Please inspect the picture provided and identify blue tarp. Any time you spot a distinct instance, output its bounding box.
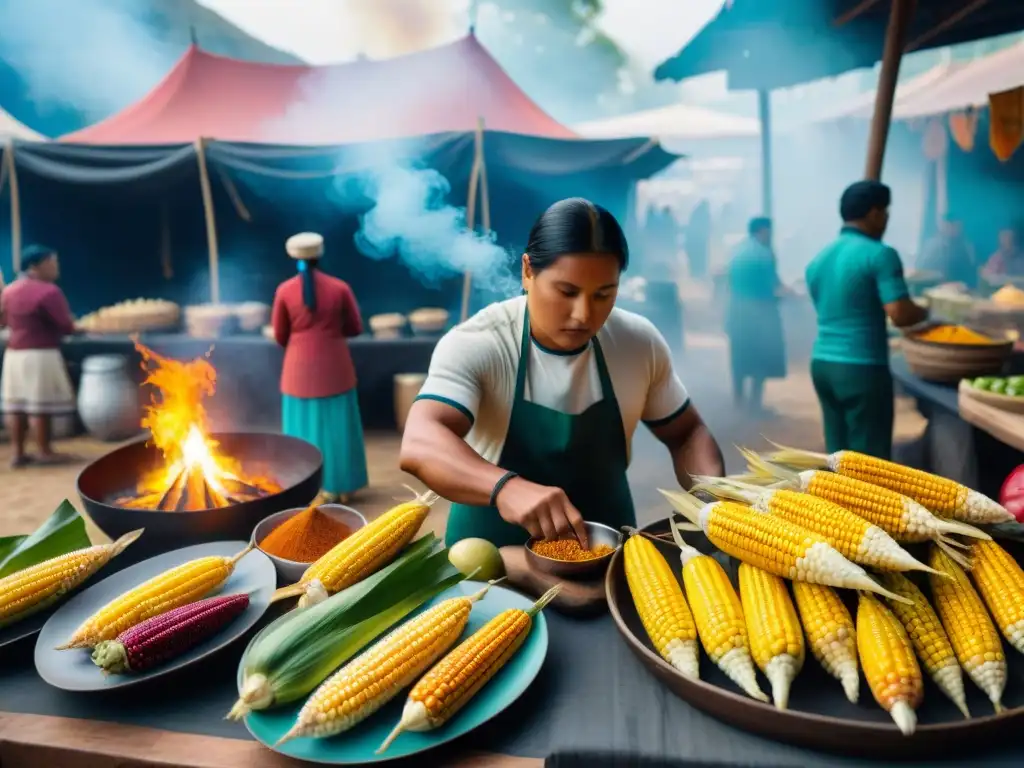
[0,132,676,318]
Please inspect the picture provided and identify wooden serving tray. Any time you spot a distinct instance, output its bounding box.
[958,379,1024,414]
[499,546,607,616]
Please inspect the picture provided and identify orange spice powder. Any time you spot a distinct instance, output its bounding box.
[530,538,614,562]
[260,505,351,562]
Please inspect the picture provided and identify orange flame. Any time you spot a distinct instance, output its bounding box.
[120,340,280,511]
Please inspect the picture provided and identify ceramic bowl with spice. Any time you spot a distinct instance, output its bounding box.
[525,520,622,581]
[252,503,367,583]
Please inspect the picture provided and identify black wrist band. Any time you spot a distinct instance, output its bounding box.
[489,471,518,507]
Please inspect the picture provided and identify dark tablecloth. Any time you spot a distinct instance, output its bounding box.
[0,333,438,430]
[890,354,1024,499]
[2,608,1022,768]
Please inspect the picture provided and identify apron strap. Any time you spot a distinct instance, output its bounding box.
[591,337,615,398]
[514,305,532,401]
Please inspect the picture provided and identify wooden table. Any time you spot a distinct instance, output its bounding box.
[0,713,539,768]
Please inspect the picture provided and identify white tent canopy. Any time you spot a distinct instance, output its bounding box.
[894,42,1024,119]
[575,102,759,147]
[0,107,45,141]
[810,62,966,123]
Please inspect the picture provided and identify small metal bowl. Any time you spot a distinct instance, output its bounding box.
[251,504,367,584]
[525,521,623,581]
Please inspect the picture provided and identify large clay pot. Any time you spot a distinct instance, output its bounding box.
[78,355,142,442]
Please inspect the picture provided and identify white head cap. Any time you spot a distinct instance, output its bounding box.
[285,232,324,260]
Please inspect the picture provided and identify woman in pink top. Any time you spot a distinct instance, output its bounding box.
[0,245,77,468]
[272,232,368,502]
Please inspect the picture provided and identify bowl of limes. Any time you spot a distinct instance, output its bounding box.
[959,375,1024,414]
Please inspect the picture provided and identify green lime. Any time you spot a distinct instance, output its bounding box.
[973,377,998,390]
[990,379,1009,394]
[1009,376,1024,389]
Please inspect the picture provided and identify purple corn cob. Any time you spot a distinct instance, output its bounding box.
[91,593,249,674]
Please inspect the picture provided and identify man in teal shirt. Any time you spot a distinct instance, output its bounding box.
[805,181,928,459]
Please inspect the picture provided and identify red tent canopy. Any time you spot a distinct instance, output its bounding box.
[61,34,576,145]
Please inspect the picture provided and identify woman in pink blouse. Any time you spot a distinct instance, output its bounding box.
[271,232,368,502]
[0,245,77,468]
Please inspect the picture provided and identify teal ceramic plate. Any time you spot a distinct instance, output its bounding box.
[242,581,549,764]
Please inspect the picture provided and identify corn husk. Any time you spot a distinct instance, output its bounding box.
[228,534,464,719]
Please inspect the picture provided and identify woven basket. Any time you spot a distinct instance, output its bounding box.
[901,331,1013,383]
[408,307,449,335]
[369,313,407,339]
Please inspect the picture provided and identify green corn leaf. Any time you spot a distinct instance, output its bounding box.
[267,551,466,706]
[242,533,438,675]
[0,500,92,579]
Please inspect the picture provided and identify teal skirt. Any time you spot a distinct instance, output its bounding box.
[282,390,368,495]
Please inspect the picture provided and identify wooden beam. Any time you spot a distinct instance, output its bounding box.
[864,0,917,180]
[833,0,885,27]
[757,89,773,218]
[0,712,542,768]
[906,0,991,52]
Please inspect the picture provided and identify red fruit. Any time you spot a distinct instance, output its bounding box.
[91,593,249,674]
[1000,465,1024,523]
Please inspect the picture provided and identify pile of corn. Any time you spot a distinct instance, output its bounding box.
[636,446,1024,736]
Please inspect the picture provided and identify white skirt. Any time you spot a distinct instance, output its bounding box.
[0,348,76,416]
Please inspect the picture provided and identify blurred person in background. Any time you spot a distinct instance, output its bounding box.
[805,181,928,460]
[918,213,979,289]
[272,232,368,503]
[981,222,1024,281]
[0,245,77,468]
[400,198,724,548]
[725,217,787,417]
[685,199,711,281]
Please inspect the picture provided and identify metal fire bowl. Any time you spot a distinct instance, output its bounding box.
[76,432,323,558]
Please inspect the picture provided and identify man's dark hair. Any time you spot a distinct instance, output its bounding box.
[839,181,891,222]
[748,217,772,236]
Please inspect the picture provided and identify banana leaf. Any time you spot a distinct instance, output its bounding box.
[0,500,92,579]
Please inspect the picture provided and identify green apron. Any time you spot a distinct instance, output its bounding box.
[445,309,636,547]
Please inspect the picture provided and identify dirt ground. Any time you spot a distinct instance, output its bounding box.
[0,331,926,541]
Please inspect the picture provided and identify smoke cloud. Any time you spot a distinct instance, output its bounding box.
[0,0,176,120]
[340,158,519,297]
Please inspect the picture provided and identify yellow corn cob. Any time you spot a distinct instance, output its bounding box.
[856,593,923,736]
[738,449,990,562]
[276,582,492,745]
[737,564,804,709]
[672,525,766,702]
[0,530,143,629]
[56,544,252,650]
[623,532,699,679]
[762,442,1013,525]
[791,582,859,703]
[377,585,561,755]
[969,540,1024,656]
[691,477,936,575]
[877,572,969,717]
[282,490,436,607]
[929,546,1006,712]
[660,490,909,603]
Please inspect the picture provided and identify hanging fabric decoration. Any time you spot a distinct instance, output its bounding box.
[948,109,978,153]
[922,118,948,161]
[989,86,1024,162]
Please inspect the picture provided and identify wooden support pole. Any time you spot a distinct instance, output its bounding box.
[194,137,220,304]
[6,140,23,276]
[864,0,916,180]
[460,118,489,323]
[757,89,773,218]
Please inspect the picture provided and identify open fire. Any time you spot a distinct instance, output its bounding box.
[115,341,281,511]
